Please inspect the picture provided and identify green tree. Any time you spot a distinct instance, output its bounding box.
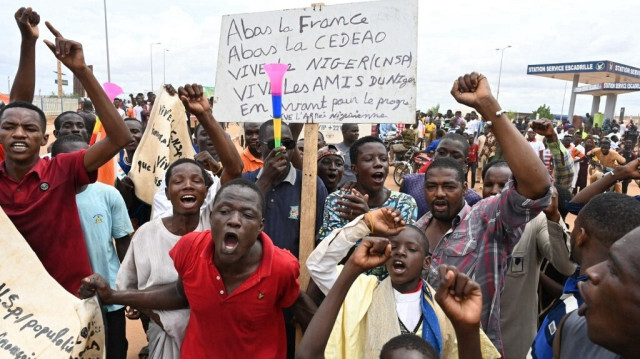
[532,104,554,120]
[427,104,440,116]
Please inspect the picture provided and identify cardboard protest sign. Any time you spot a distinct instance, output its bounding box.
[129,87,196,204]
[0,208,105,359]
[214,0,418,123]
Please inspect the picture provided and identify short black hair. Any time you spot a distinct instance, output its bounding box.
[81,99,94,112]
[213,178,265,217]
[425,157,466,184]
[78,112,96,137]
[350,135,384,165]
[341,123,358,132]
[394,225,431,256]
[577,193,640,248]
[482,160,509,180]
[164,158,214,190]
[258,119,291,141]
[435,129,445,138]
[380,334,437,359]
[440,133,470,156]
[0,101,47,132]
[243,121,261,130]
[54,111,84,131]
[51,134,88,157]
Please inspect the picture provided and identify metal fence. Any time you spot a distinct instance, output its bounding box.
[32,97,78,116]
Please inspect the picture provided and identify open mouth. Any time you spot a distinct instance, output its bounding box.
[433,200,448,212]
[222,233,239,253]
[326,172,338,181]
[10,142,28,152]
[371,172,385,183]
[180,194,197,205]
[391,260,407,274]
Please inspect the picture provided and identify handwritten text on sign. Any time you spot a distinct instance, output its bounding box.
[0,207,105,359]
[214,0,417,123]
[129,87,196,205]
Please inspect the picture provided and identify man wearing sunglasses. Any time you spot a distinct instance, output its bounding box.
[242,119,328,358]
[243,119,328,258]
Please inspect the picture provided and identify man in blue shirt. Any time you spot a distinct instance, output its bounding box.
[52,135,134,359]
[378,123,398,140]
[242,120,328,258]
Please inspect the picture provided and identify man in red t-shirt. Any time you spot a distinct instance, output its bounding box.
[0,8,131,295]
[79,179,313,359]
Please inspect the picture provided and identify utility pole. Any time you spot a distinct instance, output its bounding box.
[496,45,512,101]
[163,49,169,85]
[150,42,161,92]
[57,60,63,98]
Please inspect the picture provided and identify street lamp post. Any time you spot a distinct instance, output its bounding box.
[150,42,161,92]
[496,45,512,101]
[163,49,169,85]
[103,0,111,82]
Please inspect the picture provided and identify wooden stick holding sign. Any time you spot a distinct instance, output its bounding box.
[299,124,319,290]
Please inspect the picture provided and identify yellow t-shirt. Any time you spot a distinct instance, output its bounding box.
[425,123,436,134]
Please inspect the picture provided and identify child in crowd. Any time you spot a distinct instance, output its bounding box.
[305,207,499,358]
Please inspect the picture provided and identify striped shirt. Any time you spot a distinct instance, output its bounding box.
[416,181,551,354]
[548,139,575,188]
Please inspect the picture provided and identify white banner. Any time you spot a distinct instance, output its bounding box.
[0,208,105,359]
[214,0,418,124]
[129,87,197,204]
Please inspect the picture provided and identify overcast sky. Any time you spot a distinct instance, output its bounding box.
[1,0,639,118]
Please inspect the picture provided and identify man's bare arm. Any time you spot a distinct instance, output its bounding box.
[451,73,550,199]
[43,22,130,173]
[10,7,40,103]
[79,273,188,310]
[177,84,243,184]
[571,158,640,205]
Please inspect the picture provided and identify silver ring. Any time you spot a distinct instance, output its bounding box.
[350,210,353,215]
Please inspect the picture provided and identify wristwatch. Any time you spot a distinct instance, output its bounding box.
[603,170,617,181]
[495,109,507,118]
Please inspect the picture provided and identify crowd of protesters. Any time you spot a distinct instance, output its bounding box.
[3,6,640,359]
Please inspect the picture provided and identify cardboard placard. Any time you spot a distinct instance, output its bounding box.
[214,0,418,123]
[0,208,105,359]
[129,87,197,204]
